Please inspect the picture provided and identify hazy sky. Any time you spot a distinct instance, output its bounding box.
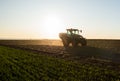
[0,0,120,39]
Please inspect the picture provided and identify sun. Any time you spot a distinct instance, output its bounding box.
[41,14,65,39]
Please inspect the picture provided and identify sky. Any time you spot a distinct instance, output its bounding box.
[0,0,120,39]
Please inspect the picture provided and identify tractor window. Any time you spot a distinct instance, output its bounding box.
[72,31,75,34]
[73,31,79,34]
[75,31,79,34]
[67,29,79,35]
[67,31,71,34]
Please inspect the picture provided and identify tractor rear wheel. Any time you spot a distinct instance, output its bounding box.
[72,41,78,47]
[62,38,69,47]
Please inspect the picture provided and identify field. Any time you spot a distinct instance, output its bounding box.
[0,39,120,80]
[0,39,119,62]
[0,45,120,81]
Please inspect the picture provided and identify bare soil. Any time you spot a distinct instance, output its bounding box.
[0,39,119,64]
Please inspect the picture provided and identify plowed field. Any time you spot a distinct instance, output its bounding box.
[0,39,120,63]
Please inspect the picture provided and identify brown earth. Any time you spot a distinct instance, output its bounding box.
[0,39,119,64]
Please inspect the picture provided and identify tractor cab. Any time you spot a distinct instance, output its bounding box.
[66,28,81,35]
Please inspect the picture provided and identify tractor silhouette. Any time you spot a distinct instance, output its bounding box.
[59,28,87,47]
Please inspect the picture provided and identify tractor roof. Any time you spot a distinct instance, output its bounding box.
[66,28,79,31]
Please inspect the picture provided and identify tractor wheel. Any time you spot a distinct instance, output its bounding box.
[72,41,78,47]
[62,38,69,47]
[81,38,87,46]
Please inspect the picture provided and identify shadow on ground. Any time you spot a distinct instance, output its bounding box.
[65,46,120,63]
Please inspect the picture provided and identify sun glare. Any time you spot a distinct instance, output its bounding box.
[41,14,65,39]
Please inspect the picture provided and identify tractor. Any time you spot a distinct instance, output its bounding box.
[59,28,87,47]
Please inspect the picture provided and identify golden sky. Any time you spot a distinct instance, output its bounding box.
[0,0,120,39]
